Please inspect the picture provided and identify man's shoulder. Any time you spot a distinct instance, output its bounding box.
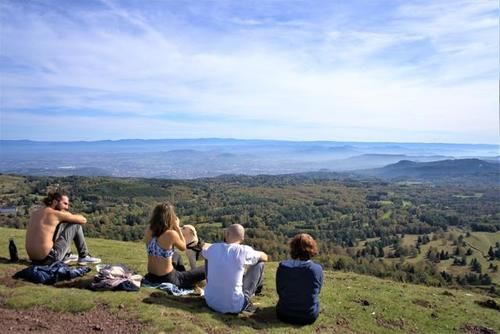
[209,242,225,249]
[30,206,54,220]
[45,207,66,219]
[28,207,59,228]
[32,205,49,213]
[240,244,257,253]
[203,242,224,255]
[228,243,256,254]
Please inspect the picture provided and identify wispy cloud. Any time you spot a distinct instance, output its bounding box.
[0,0,497,143]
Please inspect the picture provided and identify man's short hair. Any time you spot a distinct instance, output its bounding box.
[43,192,64,206]
[290,233,318,260]
[225,224,245,242]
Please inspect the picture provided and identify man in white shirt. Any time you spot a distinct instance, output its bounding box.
[202,224,268,313]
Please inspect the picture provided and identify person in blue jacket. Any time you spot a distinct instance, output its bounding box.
[276,233,323,325]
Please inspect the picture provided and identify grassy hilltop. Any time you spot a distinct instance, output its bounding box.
[0,227,499,334]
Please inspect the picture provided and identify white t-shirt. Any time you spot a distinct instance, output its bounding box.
[202,243,261,313]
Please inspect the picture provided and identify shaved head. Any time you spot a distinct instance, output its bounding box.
[225,224,245,243]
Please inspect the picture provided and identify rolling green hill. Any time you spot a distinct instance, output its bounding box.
[0,227,498,333]
[357,159,500,185]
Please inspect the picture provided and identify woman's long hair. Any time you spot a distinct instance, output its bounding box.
[149,202,177,237]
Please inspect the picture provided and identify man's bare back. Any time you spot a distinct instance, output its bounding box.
[26,196,86,261]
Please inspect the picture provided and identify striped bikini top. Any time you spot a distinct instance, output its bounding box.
[147,237,174,259]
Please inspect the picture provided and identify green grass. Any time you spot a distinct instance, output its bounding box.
[465,232,500,284]
[400,234,418,247]
[382,210,392,220]
[0,175,33,202]
[402,200,412,208]
[0,227,499,333]
[398,232,500,284]
[466,232,500,255]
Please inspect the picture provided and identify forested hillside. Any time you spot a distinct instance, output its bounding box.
[356,158,499,184]
[1,173,499,292]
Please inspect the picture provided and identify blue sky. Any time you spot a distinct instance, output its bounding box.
[0,0,498,143]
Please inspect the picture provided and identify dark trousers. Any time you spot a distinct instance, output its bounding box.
[145,265,206,289]
[171,251,186,272]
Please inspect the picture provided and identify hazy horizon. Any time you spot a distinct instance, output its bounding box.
[1,137,499,146]
[1,138,497,179]
[0,1,498,144]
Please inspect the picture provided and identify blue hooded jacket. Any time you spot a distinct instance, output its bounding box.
[13,261,91,284]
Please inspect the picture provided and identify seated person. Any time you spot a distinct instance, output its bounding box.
[25,192,101,265]
[276,233,323,325]
[144,202,205,289]
[202,224,268,314]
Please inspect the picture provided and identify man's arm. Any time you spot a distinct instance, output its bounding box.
[245,246,268,264]
[53,210,87,224]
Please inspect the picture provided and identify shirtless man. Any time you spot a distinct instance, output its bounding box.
[26,192,101,265]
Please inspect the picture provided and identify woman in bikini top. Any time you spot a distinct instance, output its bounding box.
[143,202,206,289]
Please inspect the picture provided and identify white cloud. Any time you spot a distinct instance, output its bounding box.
[0,0,497,143]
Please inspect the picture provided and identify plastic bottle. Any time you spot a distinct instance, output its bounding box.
[9,238,19,262]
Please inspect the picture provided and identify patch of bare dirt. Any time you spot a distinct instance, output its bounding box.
[441,290,454,297]
[335,316,349,326]
[412,299,434,308]
[0,304,148,333]
[375,316,405,330]
[310,316,361,334]
[353,298,371,306]
[460,323,497,334]
[314,324,360,334]
[0,268,29,289]
[475,299,500,312]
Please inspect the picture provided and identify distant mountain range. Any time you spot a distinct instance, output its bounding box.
[0,139,498,180]
[355,158,499,184]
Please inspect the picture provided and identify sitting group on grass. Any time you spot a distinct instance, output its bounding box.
[25,193,323,325]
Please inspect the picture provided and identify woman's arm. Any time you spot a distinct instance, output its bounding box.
[170,217,187,251]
